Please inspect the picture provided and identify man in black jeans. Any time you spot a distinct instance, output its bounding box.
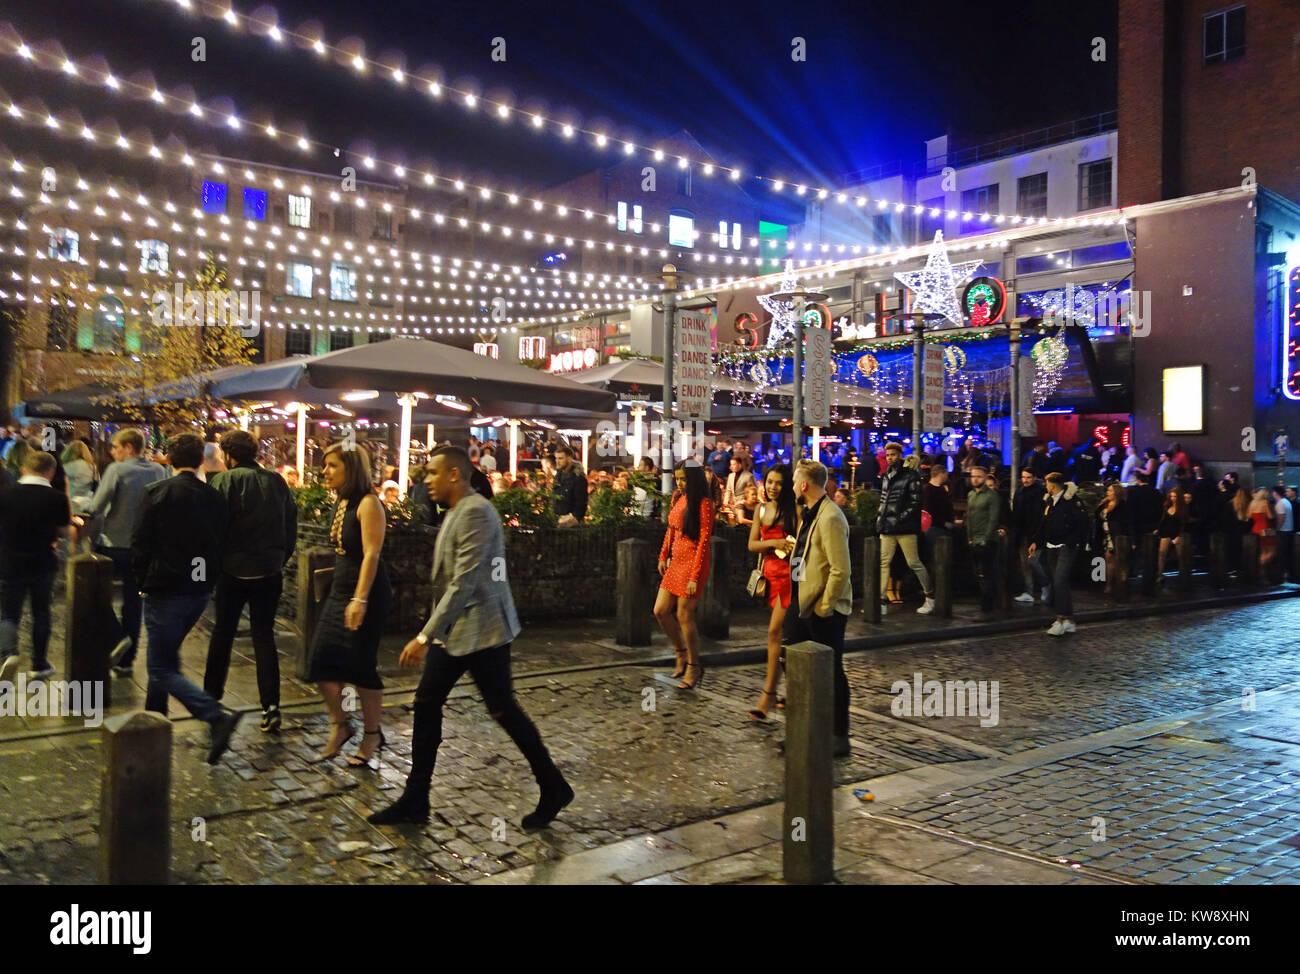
[204,430,298,733]
[133,433,241,763]
[964,466,1005,614]
[369,446,572,830]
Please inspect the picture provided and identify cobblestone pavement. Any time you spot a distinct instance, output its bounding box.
[2,599,1299,883]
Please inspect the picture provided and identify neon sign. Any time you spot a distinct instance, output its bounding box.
[549,347,599,373]
[1285,265,1300,400]
[519,335,547,360]
[473,342,499,359]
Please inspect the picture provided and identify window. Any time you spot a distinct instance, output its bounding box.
[1204,6,1245,64]
[1017,173,1048,217]
[717,221,742,249]
[616,202,643,234]
[201,181,228,215]
[288,194,312,228]
[285,328,312,356]
[329,329,354,351]
[668,211,695,248]
[872,213,893,246]
[45,299,77,351]
[243,188,268,221]
[286,261,314,297]
[676,167,692,197]
[139,240,169,274]
[617,201,628,232]
[368,330,393,343]
[919,198,944,241]
[961,184,999,215]
[329,262,357,301]
[1070,241,1132,267]
[1078,158,1113,211]
[92,297,126,353]
[372,211,393,240]
[335,206,355,235]
[48,228,79,262]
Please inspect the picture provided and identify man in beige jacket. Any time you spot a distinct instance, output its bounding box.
[785,459,854,757]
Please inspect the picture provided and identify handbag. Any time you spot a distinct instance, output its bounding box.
[921,509,933,532]
[746,551,769,600]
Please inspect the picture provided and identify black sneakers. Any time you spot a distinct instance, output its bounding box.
[259,707,281,733]
[368,795,431,826]
[207,710,243,764]
[521,776,575,832]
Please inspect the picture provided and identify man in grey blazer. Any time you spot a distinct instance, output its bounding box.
[369,446,573,830]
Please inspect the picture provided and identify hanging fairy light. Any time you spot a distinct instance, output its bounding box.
[1031,336,1069,408]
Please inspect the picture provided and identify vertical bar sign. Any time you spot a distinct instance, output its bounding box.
[804,327,832,428]
[676,309,713,421]
[923,343,945,433]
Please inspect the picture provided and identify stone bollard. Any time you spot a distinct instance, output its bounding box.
[1112,535,1131,601]
[100,710,172,884]
[1139,534,1158,596]
[933,534,953,618]
[1209,532,1228,589]
[615,538,654,646]
[995,533,1011,611]
[1241,533,1260,585]
[65,553,115,707]
[295,547,335,680]
[863,536,881,623]
[1265,537,1284,586]
[697,535,730,640]
[1176,535,1193,589]
[783,640,834,885]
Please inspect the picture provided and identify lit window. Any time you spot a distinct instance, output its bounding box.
[243,187,268,221]
[201,181,228,214]
[617,201,628,232]
[631,204,643,234]
[139,240,169,273]
[48,228,79,261]
[330,262,357,301]
[668,212,694,249]
[287,261,314,297]
[718,220,729,248]
[288,194,312,228]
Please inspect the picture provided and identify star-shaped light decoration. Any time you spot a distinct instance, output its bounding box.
[757,260,802,348]
[893,231,982,326]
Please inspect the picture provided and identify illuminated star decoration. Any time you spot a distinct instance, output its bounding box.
[757,260,803,348]
[893,231,982,326]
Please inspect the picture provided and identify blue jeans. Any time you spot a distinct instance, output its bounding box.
[95,544,142,665]
[143,591,223,722]
[0,569,56,667]
[1043,545,1076,618]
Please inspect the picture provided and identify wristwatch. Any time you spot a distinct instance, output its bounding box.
[416,632,428,645]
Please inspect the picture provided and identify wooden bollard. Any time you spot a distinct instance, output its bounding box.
[100,711,172,884]
[863,536,881,623]
[933,534,953,618]
[1177,535,1193,589]
[697,535,730,640]
[783,640,834,885]
[65,554,115,707]
[1265,536,1284,586]
[995,533,1011,611]
[615,538,654,647]
[1209,532,1228,589]
[1112,535,1131,601]
[1241,533,1260,585]
[1139,534,1158,596]
[295,547,335,680]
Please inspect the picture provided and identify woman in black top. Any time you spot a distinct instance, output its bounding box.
[1096,483,1129,596]
[309,441,392,767]
[1154,486,1188,584]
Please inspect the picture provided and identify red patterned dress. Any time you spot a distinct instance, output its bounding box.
[659,495,715,598]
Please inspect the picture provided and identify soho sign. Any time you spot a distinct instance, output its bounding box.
[549,347,599,373]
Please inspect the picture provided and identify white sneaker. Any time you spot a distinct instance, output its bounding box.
[1046,621,1065,636]
[1040,588,1053,604]
[1014,592,1035,603]
[1061,620,1077,634]
[917,598,936,615]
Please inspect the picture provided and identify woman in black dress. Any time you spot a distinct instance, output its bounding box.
[1154,485,1187,584]
[310,441,392,767]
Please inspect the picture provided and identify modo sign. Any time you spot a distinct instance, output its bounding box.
[549,347,599,373]
[676,310,712,421]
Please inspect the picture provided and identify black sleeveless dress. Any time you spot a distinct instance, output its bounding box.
[307,495,391,689]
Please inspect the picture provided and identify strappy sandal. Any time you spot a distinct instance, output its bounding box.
[315,720,354,762]
[748,689,778,721]
[677,662,705,690]
[347,726,386,768]
[670,651,688,680]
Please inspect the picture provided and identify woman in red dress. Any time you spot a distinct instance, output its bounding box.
[655,461,714,689]
[746,464,797,719]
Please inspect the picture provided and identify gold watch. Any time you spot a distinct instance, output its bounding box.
[416,633,428,645]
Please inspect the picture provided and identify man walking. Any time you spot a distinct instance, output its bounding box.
[707,439,732,480]
[786,460,853,757]
[369,446,573,829]
[1273,485,1294,582]
[85,428,167,675]
[1030,472,1090,637]
[204,430,298,733]
[965,465,1005,614]
[551,444,588,524]
[133,433,241,763]
[1012,468,1051,603]
[877,442,934,614]
[0,451,72,680]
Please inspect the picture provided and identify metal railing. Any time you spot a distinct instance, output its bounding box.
[914,111,1118,177]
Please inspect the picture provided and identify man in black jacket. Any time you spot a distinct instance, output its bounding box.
[1012,468,1050,604]
[552,444,588,522]
[876,442,934,615]
[204,430,298,733]
[1069,438,1103,484]
[133,433,241,764]
[1030,472,1090,637]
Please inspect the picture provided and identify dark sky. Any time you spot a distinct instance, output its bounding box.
[1,0,1117,218]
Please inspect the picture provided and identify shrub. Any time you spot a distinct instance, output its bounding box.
[491,486,557,530]
[587,486,645,526]
[291,481,335,526]
[855,489,881,534]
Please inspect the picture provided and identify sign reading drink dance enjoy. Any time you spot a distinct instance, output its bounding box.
[676,310,713,421]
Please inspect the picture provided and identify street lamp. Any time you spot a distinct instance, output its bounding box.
[660,263,681,497]
[765,283,828,456]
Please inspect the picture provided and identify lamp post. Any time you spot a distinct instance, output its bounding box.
[765,283,828,458]
[396,393,416,496]
[660,263,681,496]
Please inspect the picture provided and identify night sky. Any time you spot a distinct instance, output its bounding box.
[1,0,1117,219]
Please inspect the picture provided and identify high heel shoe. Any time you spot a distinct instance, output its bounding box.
[348,727,386,768]
[677,662,705,690]
[748,689,778,721]
[670,651,688,680]
[315,719,354,762]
